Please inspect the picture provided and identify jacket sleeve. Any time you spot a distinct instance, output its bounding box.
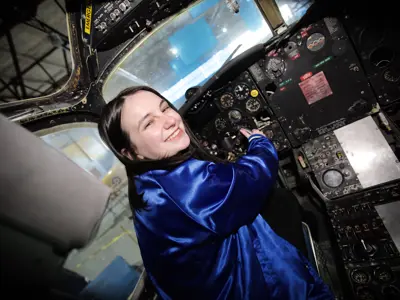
[163,135,279,236]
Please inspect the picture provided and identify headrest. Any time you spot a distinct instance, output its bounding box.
[0,114,111,251]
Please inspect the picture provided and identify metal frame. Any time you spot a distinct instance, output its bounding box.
[0,0,71,102]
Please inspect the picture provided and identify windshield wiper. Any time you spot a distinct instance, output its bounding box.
[224,44,242,66]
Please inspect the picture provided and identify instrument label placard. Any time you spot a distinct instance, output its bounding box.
[299,71,333,104]
[84,1,92,34]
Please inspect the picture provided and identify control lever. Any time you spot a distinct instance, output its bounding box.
[361,239,368,252]
[221,136,235,151]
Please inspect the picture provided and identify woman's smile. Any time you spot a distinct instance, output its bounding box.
[166,128,184,142]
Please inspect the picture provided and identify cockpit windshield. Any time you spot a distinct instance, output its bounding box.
[102,0,273,108]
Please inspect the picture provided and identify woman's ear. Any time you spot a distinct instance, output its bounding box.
[121,148,134,161]
[121,148,145,160]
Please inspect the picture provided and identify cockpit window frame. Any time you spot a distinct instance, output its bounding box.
[99,0,275,107]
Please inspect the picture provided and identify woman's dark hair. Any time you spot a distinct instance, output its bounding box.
[98,86,223,210]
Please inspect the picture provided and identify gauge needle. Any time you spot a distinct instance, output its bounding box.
[361,239,367,251]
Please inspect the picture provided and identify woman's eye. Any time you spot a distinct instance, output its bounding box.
[145,121,153,129]
[162,106,170,112]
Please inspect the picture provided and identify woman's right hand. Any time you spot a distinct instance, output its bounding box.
[239,128,266,139]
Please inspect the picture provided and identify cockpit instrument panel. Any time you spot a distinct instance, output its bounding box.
[250,17,376,147]
[185,71,290,161]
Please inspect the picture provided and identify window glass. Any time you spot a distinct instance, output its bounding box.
[274,0,313,26]
[0,0,72,102]
[41,126,118,180]
[40,125,142,280]
[102,0,273,108]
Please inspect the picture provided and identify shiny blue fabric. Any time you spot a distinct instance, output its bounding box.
[134,136,334,299]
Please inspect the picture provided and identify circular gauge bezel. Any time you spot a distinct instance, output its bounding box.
[228,109,242,123]
[245,98,261,113]
[306,32,326,52]
[214,117,227,131]
[383,68,400,83]
[233,83,250,101]
[265,57,286,80]
[185,86,200,100]
[220,93,235,109]
[322,169,344,188]
[350,269,371,284]
[374,266,395,283]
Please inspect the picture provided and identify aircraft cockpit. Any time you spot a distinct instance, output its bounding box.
[1,0,400,299]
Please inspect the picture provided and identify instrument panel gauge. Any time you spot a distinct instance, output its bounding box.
[246,98,261,113]
[383,68,400,83]
[234,84,250,101]
[323,169,344,188]
[306,33,326,52]
[185,86,200,100]
[351,269,371,284]
[220,93,234,109]
[374,266,395,283]
[214,117,227,131]
[228,110,242,122]
[265,57,286,80]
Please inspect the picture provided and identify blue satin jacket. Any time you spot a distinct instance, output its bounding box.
[134,135,333,299]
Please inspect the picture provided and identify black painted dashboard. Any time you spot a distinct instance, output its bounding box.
[182,15,400,299]
[183,17,378,163]
[185,70,290,161]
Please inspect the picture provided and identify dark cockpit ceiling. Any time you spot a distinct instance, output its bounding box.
[2,0,400,299]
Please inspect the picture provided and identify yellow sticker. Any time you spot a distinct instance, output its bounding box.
[84,1,92,35]
[250,89,259,97]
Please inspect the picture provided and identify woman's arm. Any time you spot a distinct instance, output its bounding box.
[163,131,279,236]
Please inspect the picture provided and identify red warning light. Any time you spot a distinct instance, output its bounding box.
[300,72,313,81]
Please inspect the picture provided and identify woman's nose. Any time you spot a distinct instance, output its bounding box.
[163,115,176,129]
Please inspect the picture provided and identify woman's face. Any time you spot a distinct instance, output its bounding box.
[120,90,190,160]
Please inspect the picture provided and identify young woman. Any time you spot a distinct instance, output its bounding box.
[98,86,333,299]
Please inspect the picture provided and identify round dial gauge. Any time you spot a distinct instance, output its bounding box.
[351,269,370,284]
[383,69,400,83]
[323,169,344,188]
[214,117,227,131]
[234,84,250,101]
[228,110,242,122]
[246,98,261,113]
[220,93,234,108]
[265,57,286,80]
[374,266,395,283]
[307,33,326,52]
[185,86,200,100]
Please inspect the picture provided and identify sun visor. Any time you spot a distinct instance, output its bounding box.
[0,114,111,251]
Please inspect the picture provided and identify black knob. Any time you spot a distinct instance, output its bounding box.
[221,137,235,151]
[352,240,378,260]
